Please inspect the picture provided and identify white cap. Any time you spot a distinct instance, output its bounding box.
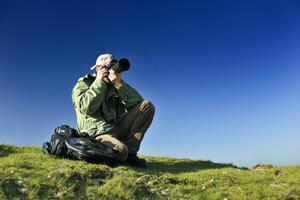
[90,53,114,70]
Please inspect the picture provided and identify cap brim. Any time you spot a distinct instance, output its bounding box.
[90,65,97,70]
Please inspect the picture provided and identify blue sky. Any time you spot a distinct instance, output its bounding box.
[0,0,299,167]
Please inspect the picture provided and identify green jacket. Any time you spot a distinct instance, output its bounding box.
[72,74,144,137]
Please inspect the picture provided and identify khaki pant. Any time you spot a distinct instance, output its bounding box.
[95,100,155,162]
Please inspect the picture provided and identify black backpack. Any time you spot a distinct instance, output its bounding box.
[42,124,118,164]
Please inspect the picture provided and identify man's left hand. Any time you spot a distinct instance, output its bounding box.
[108,69,123,88]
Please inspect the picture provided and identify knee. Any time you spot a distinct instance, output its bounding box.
[140,100,155,114]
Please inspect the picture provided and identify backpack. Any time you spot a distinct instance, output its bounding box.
[42,124,118,164]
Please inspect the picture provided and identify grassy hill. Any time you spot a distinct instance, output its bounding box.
[0,144,299,200]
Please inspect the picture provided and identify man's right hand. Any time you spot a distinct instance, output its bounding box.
[96,65,109,82]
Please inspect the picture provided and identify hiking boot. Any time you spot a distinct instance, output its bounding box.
[125,154,146,167]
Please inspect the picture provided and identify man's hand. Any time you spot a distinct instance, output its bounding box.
[108,69,123,88]
[96,65,109,82]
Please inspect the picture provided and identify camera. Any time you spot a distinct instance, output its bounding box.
[108,58,130,73]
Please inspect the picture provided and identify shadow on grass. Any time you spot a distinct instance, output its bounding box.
[0,144,18,158]
[130,158,248,174]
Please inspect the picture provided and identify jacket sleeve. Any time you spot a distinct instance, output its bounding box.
[72,79,107,115]
[116,81,144,110]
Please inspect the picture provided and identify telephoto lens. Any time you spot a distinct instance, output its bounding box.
[110,58,130,73]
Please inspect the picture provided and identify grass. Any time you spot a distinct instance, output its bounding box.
[0,144,299,199]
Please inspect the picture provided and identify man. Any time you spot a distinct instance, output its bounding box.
[72,53,155,167]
